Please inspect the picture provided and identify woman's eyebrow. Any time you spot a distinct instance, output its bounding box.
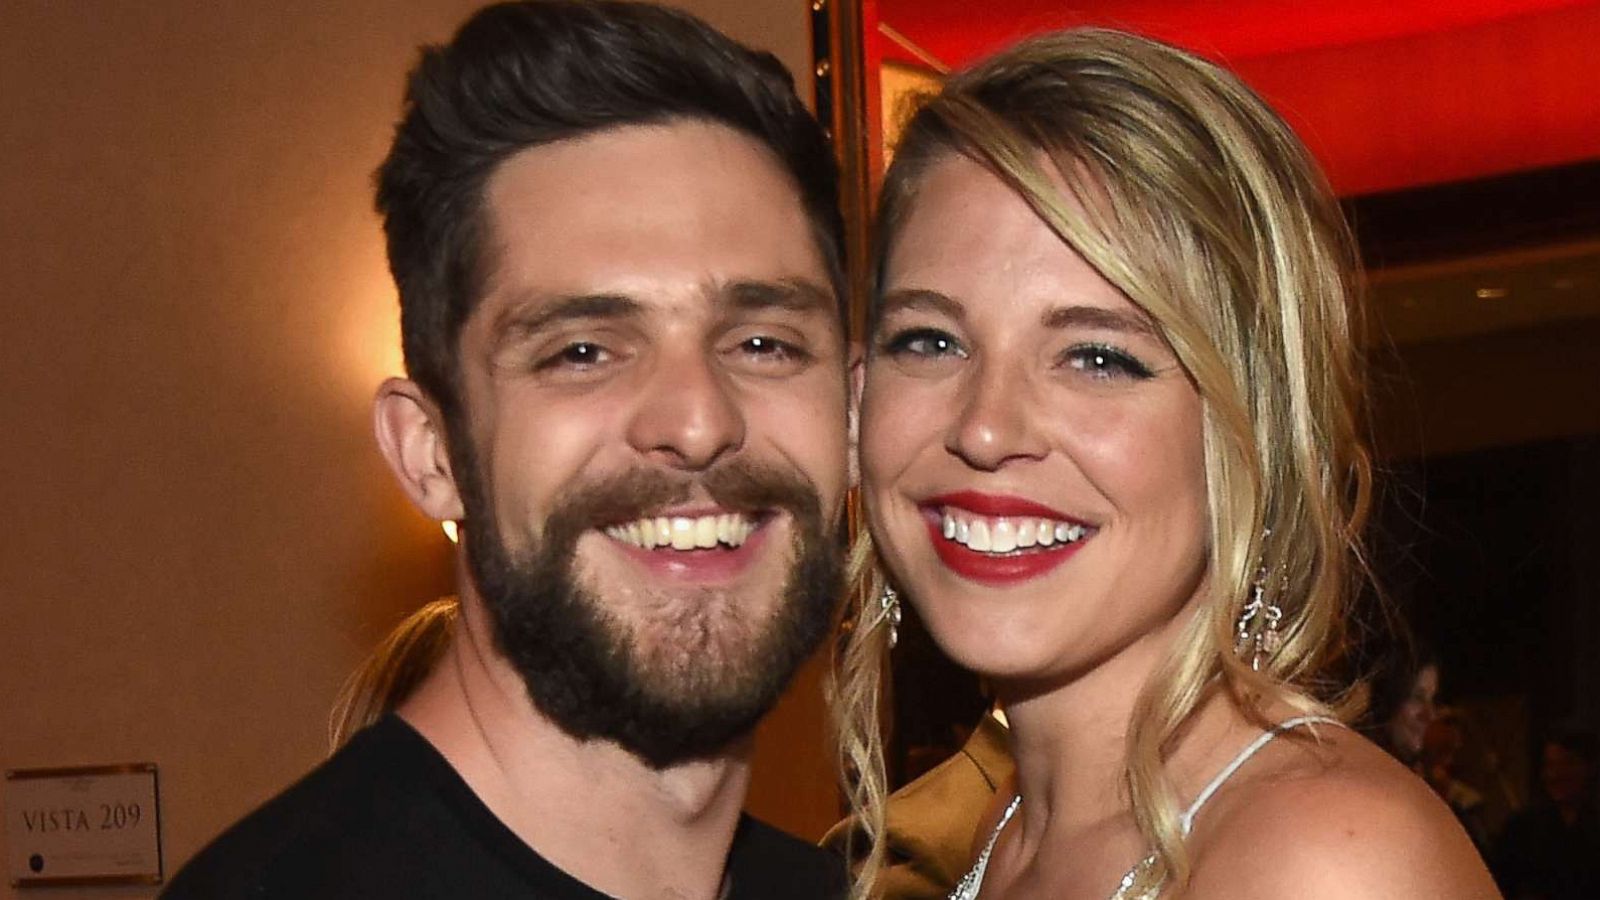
[1041,304,1155,335]
[878,288,965,322]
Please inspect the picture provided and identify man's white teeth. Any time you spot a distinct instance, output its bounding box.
[940,508,1088,554]
[604,513,756,550]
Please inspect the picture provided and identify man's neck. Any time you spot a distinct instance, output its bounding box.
[398,600,751,900]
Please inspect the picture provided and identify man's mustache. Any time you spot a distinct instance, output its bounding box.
[535,461,826,543]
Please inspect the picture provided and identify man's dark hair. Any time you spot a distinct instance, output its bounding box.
[376,0,844,415]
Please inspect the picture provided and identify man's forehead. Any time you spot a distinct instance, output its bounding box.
[485,276,840,340]
[472,122,833,328]
[479,120,806,227]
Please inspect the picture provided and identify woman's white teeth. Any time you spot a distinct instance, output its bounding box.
[940,508,1087,554]
[604,513,756,550]
[1016,519,1037,547]
[968,521,992,552]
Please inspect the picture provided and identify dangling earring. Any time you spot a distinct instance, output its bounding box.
[878,584,902,649]
[1235,551,1284,672]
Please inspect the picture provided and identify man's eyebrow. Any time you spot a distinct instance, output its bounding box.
[492,293,643,345]
[1041,304,1156,335]
[877,288,965,322]
[721,278,837,315]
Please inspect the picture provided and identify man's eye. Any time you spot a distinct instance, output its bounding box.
[1061,343,1154,381]
[537,341,610,370]
[721,333,815,377]
[880,327,967,359]
[739,335,807,361]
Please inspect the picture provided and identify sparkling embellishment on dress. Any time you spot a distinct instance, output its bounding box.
[1108,853,1162,900]
[948,794,1021,900]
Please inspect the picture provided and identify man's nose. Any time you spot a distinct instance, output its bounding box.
[624,350,746,471]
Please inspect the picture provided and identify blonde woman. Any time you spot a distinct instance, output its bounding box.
[837,29,1499,899]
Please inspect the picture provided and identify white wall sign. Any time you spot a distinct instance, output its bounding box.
[4,764,161,887]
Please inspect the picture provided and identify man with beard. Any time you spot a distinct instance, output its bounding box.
[162,3,849,898]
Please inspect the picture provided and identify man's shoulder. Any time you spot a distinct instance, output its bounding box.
[161,716,534,899]
[159,717,413,897]
[728,816,847,900]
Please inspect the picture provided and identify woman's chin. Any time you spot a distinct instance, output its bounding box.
[919,612,1060,682]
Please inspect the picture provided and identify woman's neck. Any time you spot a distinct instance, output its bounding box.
[995,617,1267,840]
[1001,645,1151,832]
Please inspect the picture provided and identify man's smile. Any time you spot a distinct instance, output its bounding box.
[592,507,784,585]
[602,509,767,550]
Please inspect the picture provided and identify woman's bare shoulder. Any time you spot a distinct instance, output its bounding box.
[1185,725,1500,899]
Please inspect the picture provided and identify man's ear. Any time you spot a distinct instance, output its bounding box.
[373,378,465,522]
[848,344,865,488]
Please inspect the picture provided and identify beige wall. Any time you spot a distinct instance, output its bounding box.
[0,2,830,897]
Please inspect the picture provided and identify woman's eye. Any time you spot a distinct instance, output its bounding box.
[880,327,967,360]
[537,341,610,371]
[1062,343,1154,380]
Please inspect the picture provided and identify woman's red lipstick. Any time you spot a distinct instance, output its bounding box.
[922,492,1091,586]
[925,491,1073,519]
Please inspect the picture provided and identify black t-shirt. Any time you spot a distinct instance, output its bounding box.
[162,715,844,899]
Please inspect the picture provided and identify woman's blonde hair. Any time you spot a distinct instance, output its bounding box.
[328,597,460,750]
[833,28,1373,897]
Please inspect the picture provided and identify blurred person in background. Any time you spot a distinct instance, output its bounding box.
[1362,646,1440,768]
[1421,708,1491,851]
[1493,727,1600,900]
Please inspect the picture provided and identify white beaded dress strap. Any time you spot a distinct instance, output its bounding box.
[1105,714,1345,900]
[1178,714,1342,835]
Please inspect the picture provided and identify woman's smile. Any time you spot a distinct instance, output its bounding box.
[919,491,1097,586]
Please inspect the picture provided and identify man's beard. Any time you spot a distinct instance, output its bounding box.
[453,442,842,769]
